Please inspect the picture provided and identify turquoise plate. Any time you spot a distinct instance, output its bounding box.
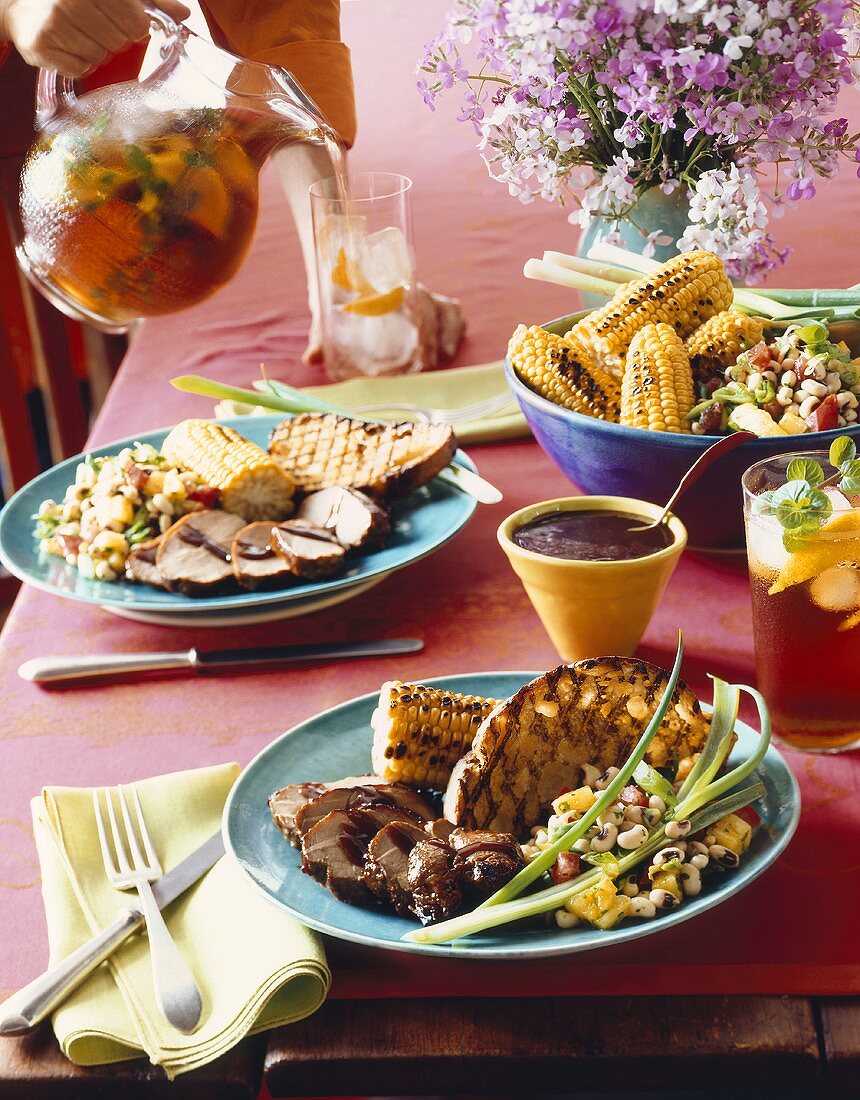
[0,416,476,612]
[223,672,801,959]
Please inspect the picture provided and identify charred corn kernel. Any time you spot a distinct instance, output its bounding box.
[162,419,295,521]
[728,402,788,437]
[620,323,695,433]
[685,310,765,383]
[370,681,501,788]
[567,251,733,370]
[507,324,621,420]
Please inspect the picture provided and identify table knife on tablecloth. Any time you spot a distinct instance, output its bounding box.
[18,636,424,685]
[0,831,225,1036]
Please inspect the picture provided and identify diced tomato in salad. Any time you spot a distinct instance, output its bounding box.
[806,394,839,432]
[735,804,761,832]
[188,485,220,509]
[619,784,648,807]
[550,851,580,885]
[749,342,772,369]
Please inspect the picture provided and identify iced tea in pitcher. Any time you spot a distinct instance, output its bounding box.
[20,89,271,328]
[17,8,346,331]
[743,443,860,752]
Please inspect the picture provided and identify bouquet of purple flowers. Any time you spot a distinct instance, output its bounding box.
[418,0,860,280]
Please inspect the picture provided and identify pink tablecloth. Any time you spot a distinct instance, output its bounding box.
[1,0,859,1001]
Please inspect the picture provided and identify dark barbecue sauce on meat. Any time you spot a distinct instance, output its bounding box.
[235,540,275,560]
[513,509,672,562]
[178,524,232,561]
[386,823,448,857]
[455,839,522,858]
[275,523,338,544]
[135,546,158,564]
[338,812,379,866]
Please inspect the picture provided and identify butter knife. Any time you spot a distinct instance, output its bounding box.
[0,831,225,1035]
[19,636,424,685]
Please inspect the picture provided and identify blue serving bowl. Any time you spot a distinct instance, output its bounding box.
[506,311,860,549]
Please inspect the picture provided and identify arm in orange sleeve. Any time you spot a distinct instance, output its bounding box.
[196,0,356,147]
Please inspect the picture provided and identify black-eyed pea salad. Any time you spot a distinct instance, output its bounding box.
[34,443,218,582]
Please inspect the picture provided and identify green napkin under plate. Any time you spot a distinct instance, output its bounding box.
[32,763,329,1079]
[215,361,530,445]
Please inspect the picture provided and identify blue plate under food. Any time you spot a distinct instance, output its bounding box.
[507,311,860,549]
[0,416,476,613]
[223,671,800,959]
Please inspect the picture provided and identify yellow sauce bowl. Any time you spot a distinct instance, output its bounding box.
[498,496,687,662]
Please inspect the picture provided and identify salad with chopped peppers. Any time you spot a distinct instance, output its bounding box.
[689,322,860,438]
[522,761,759,930]
[34,444,217,583]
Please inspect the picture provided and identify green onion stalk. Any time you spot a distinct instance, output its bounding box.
[576,243,859,322]
[403,668,772,947]
[170,374,348,417]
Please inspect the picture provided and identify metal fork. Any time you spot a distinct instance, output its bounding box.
[93,787,203,1033]
[355,388,516,425]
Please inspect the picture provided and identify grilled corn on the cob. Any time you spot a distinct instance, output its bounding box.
[685,310,765,383]
[620,323,695,433]
[508,324,621,420]
[162,419,295,521]
[568,251,733,371]
[371,681,501,788]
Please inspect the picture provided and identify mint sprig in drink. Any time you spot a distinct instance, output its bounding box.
[743,438,860,752]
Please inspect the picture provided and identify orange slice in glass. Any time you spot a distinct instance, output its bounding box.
[769,509,860,594]
[343,285,406,316]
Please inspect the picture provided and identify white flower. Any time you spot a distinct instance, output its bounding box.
[723,34,754,59]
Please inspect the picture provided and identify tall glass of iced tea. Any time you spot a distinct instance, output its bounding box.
[743,451,860,752]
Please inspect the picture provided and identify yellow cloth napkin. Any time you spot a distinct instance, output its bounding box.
[32,763,329,1079]
[215,361,531,445]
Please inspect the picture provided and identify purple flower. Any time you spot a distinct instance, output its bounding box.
[417,0,860,279]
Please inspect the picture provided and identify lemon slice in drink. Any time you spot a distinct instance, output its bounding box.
[331,247,373,293]
[343,285,406,316]
[770,509,860,594]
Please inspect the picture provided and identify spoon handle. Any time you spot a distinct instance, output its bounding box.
[648,431,757,530]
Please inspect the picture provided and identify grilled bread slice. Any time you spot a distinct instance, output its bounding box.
[443,658,709,836]
[269,414,457,500]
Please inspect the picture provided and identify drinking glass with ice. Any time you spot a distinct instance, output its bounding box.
[743,451,860,752]
[310,173,422,380]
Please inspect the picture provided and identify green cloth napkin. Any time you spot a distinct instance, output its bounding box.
[215,361,531,445]
[32,763,329,1079]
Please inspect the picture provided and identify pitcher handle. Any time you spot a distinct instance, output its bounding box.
[35,5,183,128]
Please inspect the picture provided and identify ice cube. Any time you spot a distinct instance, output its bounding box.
[358,227,412,294]
[317,213,367,265]
[809,565,860,612]
[746,514,789,576]
[328,307,418,378]
[822,487,852,511]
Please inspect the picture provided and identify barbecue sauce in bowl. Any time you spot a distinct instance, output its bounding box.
[512,509,673,562]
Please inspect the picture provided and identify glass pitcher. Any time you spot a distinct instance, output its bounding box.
[17,7,344,332]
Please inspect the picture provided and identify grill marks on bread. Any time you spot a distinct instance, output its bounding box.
[444,658,709,835]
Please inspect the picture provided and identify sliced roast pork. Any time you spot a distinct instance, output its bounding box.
[296,487,390,551]
[271,521,346,580]
[362,820,433,914]
[294,782,435,840]
[406,841,464,925]
[300,809,382,905]
[126,535,166,588]
[155,510,246,595]
[269,776,388,846]
[231,522,296,590]
[449,829,524,895]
